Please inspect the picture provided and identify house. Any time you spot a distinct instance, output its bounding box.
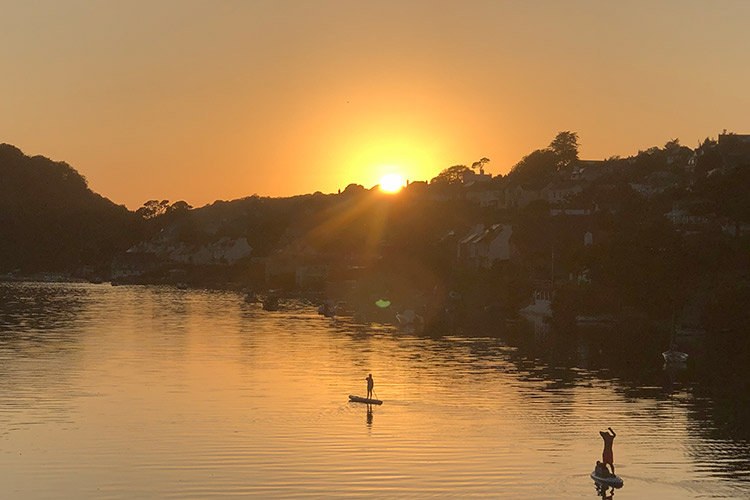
[465,183,504,208]
[457,224,513,269]
[462,169,493,184]
[665,208,710,226]
[629,183,664,198]
[542,181,584,205]
[504,185,543,209]
[721,219,750,237]
[571,160,607,182]
[550,208,592,216]
[170,237,253,265]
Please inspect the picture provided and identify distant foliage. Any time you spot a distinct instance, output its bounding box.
[136,200,170,219]
[507,131,580,187]
[0,144,139,274]
[548,131,579,168]
[135,200,193,219]
[430,165,473,184]
[471,157,490,173]
[508,148,558,187]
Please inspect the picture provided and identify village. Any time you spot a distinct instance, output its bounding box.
[103,131,750,337]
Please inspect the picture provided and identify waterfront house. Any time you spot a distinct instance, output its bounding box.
[457,224,513,269]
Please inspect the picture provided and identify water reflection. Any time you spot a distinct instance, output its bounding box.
[0,282,87,337]
[595,482,617,499]
[0,282,748,499]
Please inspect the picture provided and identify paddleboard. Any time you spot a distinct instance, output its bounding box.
[349,395,383,405]
[590,471,623,488]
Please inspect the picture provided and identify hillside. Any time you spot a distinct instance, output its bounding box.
[0,144,139,275]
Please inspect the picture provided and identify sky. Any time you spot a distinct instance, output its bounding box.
[2,0,750,209]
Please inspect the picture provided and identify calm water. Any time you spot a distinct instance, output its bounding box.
[0,282,748,499]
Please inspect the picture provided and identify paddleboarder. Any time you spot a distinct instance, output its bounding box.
[366,374,374,399]
[599,427,616,475]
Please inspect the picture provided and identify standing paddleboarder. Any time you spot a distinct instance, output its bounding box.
[366,374,374,399]
[599,427,616,475]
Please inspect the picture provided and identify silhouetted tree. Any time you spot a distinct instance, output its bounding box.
[136,200,170,219]
[431,165,472,184]
[471,157,490,174]
[664,138,681,152]
[168,200,192,213]
[549,131,579,168]
[508,149,558,187]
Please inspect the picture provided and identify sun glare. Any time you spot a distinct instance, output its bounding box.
[379,173,406,193]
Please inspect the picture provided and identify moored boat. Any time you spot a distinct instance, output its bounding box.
[662,349,688,364]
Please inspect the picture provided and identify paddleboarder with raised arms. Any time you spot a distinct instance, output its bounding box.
[366,373,374,399]
[600,427,616,475]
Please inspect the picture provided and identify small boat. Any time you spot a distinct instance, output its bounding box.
[396,309,424,331]
[662,349,688,364]
[519,290,553,319]
[348,395,383,405]
[590,470,624,488]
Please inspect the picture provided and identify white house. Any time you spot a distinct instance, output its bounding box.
[457,224,513,269]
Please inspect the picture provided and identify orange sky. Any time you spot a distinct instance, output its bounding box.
[2,0,749,209]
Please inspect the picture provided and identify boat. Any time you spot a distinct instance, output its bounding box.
[396,309,424,331]
[590,470,624,488]
[519,290,552,319]
[662,349,688,364]
[348,395,383,405]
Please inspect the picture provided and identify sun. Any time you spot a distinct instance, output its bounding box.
[379,173,406,193]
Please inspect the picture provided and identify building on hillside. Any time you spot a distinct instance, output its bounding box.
[571,160,607,182]
[665,208,710,226]
[462,169,493,183]
[457,224,513,269]
[171,237,253,265]
[503,185,543,209]
[550,208,592,216]
[542,181,584,204]
[465,183,504,208]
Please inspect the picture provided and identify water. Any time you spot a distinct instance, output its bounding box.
[0,282,748,499]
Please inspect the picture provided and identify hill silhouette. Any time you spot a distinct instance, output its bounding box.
[0,144,139,275]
